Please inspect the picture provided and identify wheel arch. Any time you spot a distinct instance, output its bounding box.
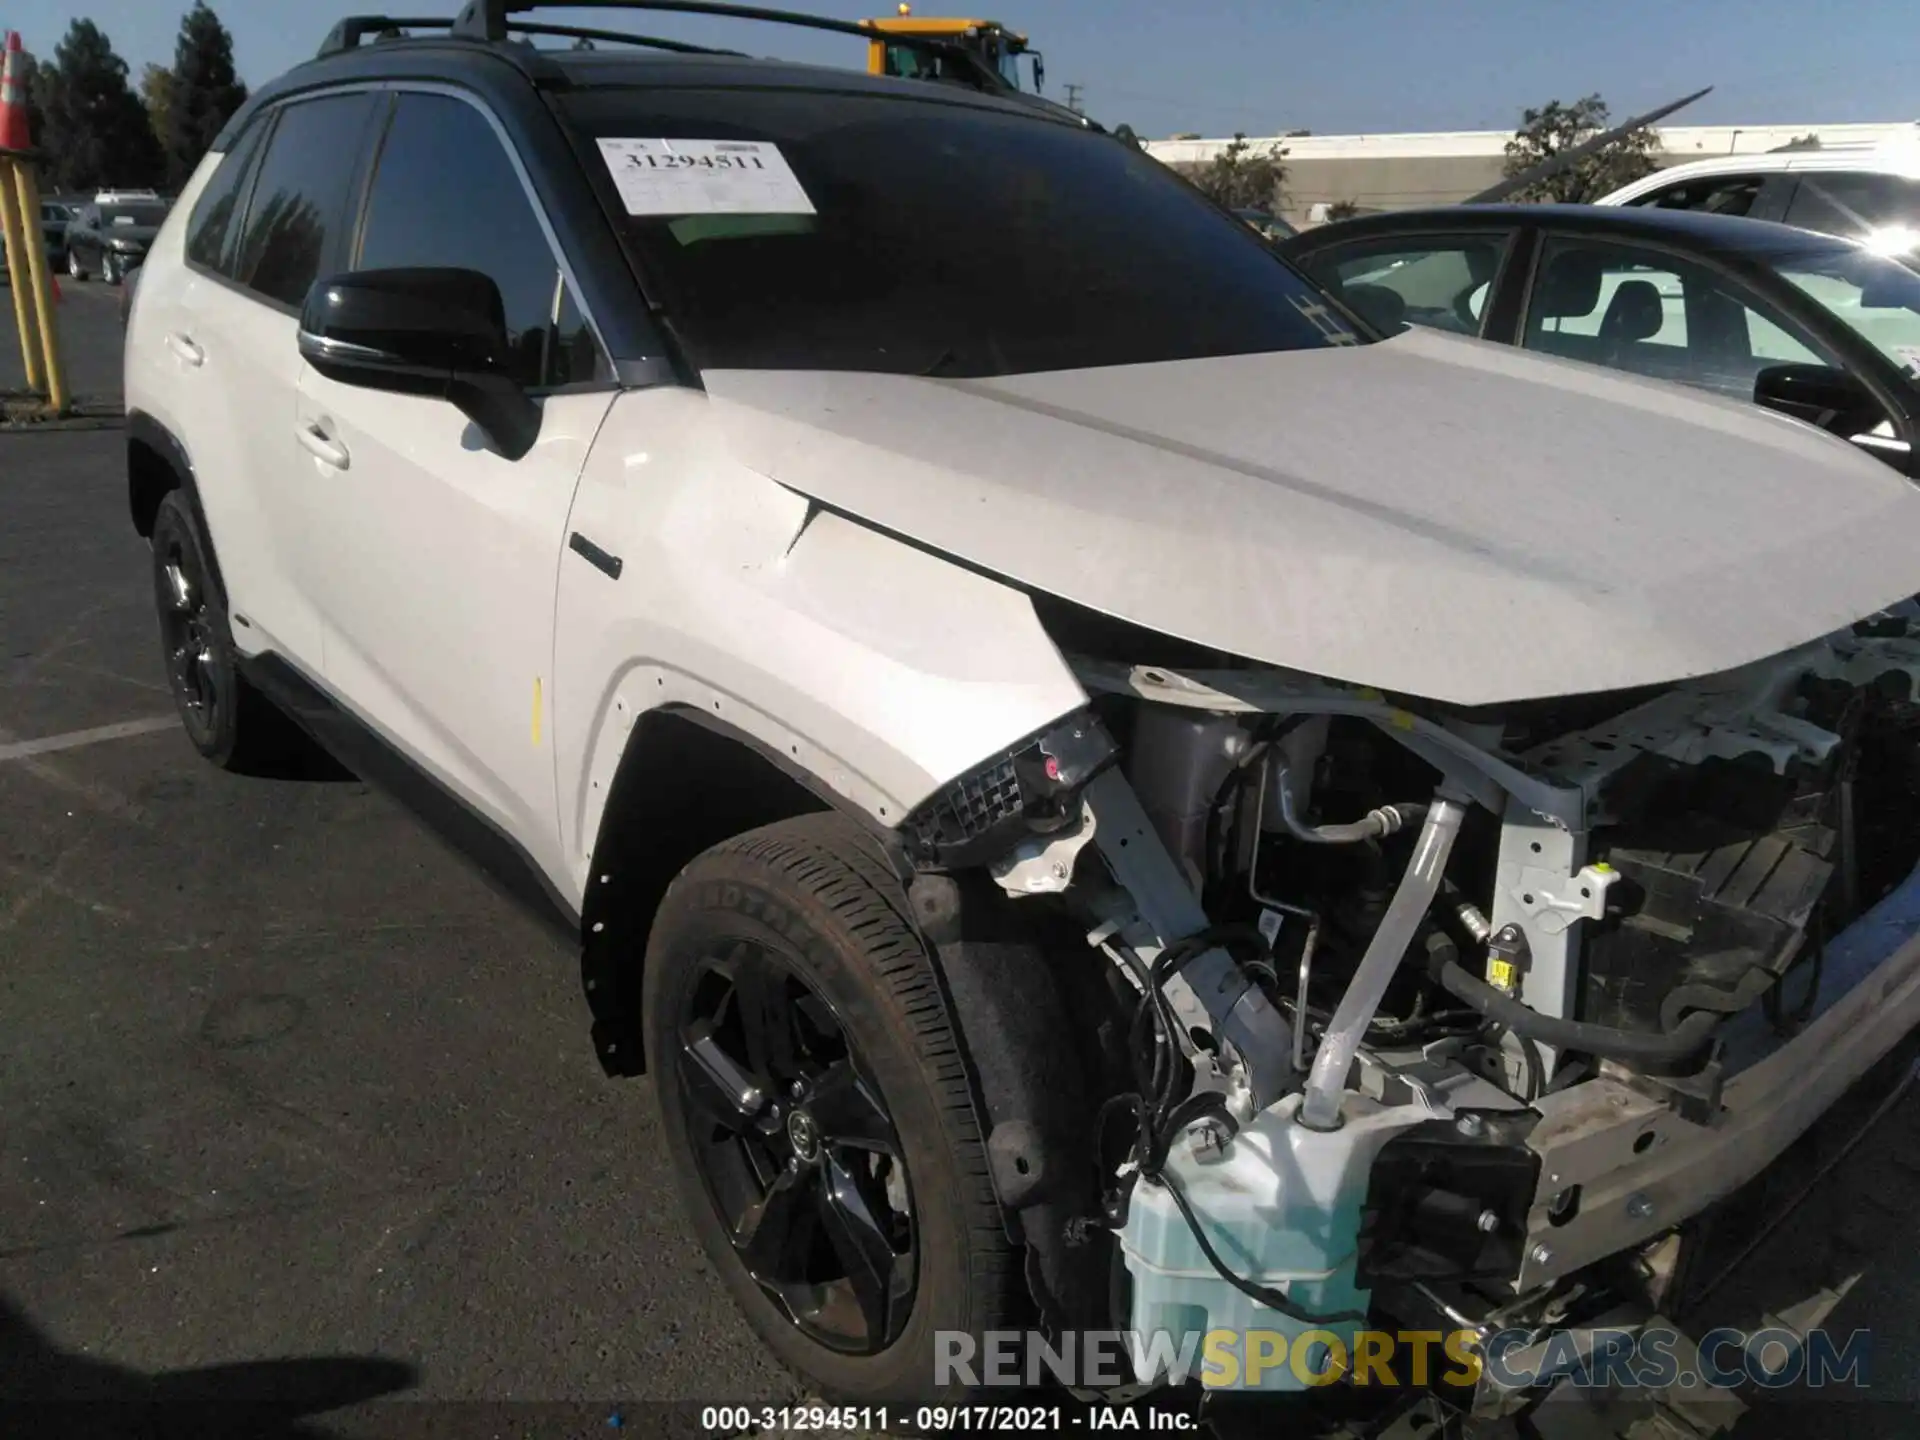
[126,411,232,591]
[578,704,917,1077]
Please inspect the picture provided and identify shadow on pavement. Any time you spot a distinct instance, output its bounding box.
[0,1291,416,1438]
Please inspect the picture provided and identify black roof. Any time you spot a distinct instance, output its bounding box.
[1287,202,1869,256]
[217,23,1084,150]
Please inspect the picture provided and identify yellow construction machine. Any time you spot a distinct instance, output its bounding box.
[863,3,1043,93]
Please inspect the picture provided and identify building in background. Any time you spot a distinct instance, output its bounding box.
[1147,121,1919,226]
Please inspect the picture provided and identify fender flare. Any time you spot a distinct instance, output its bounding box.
[127,409,231,603]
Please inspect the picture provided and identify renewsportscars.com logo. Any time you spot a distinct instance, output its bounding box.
[935,1327,1872,1392]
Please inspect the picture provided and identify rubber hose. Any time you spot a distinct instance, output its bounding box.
[1275,767,1429,845]
[1426,935,1719,1072]
[1298,796,1467,1130]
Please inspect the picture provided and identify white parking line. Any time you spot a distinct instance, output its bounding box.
[0,716,177,764]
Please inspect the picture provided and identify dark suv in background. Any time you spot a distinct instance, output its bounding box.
[65,192,174,284]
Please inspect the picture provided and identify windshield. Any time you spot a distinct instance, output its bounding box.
[1772,244,1920,381]
[564,88,1361,376]
[102,203,168,227]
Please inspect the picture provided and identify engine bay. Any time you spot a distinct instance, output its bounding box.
[905,606,1920,1408]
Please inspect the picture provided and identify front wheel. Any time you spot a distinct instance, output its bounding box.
[102,252,121,286]
[643,815,1022,1402]
[67,247,85,280]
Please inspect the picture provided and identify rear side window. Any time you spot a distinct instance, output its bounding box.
[234,92,380,309]
[1301,236,1507,336]
[185,121,267,275]
[355,93,605,389]
[1632,175,1765,217]
[1783,172,1920,243]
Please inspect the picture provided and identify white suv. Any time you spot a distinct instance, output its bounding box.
[1597,135,1920,257]
[125,4,1920,1416]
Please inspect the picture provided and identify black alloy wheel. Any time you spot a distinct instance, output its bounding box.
[148,490,293,772]
[152,493,232,756]
[643,815,1022,1402]
[678,938,916,1353]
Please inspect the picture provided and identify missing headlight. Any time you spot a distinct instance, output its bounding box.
[904,711,1118,867]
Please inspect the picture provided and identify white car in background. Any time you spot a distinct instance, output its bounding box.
[1597,129,1920,259]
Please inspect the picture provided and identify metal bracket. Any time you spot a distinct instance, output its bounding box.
[1083,768,1294,1108]
[991,800,1098,896]
[1512,861,1619,937]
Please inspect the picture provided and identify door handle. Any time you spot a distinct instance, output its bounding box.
[297,423,351,470]
[165,333,204,367]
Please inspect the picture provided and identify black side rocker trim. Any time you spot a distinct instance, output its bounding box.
[240,653,582,944]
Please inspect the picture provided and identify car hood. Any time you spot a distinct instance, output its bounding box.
[702,327,1920,707]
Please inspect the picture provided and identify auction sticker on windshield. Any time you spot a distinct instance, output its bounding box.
[596,138,816,216]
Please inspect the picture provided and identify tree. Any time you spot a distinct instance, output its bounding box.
[1501,94,1660,204]
[140,63,173,144]
[160,2,248,190]
[16,48,45,151]
[1193,133,1287,212]
[1325,199,1361,221]
[1112,122,1143,150]
[1771,132,1822,153]
[38,20,163,193]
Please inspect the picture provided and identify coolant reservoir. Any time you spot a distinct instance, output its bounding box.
[1118,1092,1422,1391]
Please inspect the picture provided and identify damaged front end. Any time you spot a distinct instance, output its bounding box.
[902,607,1920,1416]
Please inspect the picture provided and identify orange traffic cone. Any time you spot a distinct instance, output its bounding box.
[0,32,28,153]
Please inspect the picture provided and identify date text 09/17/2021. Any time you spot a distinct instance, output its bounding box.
[698,1406,1198,1432]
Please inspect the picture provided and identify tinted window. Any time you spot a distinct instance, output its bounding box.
[235,92,379,309]
[356,93,602,389]
[1522,236,1850,406]
[102,203,169,227]
[1633,175,1764,217]
[561,88,1362,375]
[1303,236,1507,336]
[1783,172,1920,244]
[185,122,266,274]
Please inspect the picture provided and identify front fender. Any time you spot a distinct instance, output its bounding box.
[551,386,1089,895]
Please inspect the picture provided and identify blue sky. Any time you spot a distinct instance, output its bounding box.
[17,0,1919,140]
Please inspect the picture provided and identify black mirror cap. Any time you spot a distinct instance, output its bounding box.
[1753,362,1882,435]
[298,268,540,461]
[299,267,513,383]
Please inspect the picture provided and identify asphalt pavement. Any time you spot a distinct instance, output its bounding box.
[0,270,127,408]
[4,267,1920,1440]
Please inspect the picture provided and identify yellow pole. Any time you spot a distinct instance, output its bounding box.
[0,155,46,394]
[11,161,66,413]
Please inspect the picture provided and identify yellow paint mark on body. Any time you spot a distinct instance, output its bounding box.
[532,677,543,747]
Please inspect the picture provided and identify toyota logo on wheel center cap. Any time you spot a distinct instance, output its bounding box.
[786,1108,820,1161]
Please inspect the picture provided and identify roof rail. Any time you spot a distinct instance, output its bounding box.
[319,12,744,57]
[318,16,454,56]
[319,1,1100,130]
[508,21,742,54]
[449,0,1006,86]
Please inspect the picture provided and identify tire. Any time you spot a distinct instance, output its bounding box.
[103,252,121,286]
[67,247,85,280]
[148,490,291,772]
[644,814,1022,1403]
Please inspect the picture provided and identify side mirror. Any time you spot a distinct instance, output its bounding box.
[1753,362,1884,438]
[298,267,541,460]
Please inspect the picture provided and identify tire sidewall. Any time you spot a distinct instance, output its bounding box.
[644,864,984,1403]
